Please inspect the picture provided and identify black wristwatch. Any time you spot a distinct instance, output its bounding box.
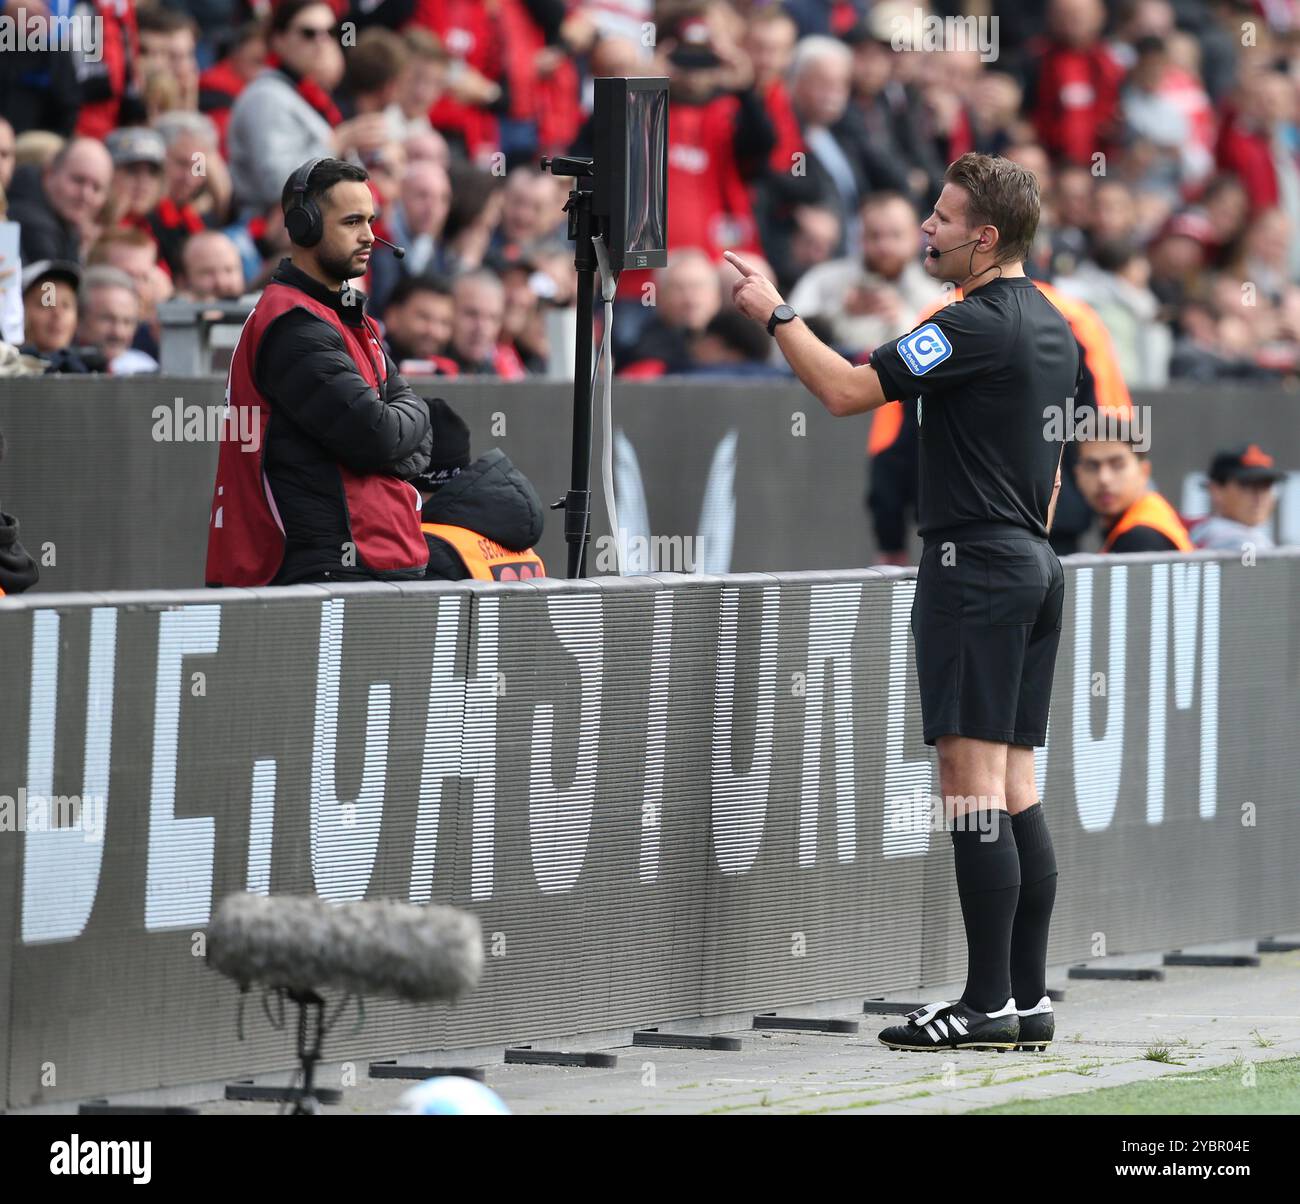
[766,304,796,335]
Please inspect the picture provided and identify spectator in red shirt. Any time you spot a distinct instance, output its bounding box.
[74,0,143,141]
[411,0,507,164]
[1029,0,1126,167]
[496,0,584,166]
[746,4,805,179]
[1217,70,1296,213]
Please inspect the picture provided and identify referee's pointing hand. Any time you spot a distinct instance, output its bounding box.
[724,251,785,325]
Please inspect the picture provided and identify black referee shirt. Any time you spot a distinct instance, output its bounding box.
[869,276,1081,540]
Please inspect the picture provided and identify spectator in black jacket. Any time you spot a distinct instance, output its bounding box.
[0,17,80,137]
[620,248,722,375]
[7,138,113,264]
[785,35,911,262]
[845,18,948,204]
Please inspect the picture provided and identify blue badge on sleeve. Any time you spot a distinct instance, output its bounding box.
[897,322,953,375]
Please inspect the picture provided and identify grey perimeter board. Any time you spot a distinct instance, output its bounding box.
[1,379,1298,591]
[1,552,1295,1107]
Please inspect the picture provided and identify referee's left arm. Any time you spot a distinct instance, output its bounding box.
[724,251,888,417]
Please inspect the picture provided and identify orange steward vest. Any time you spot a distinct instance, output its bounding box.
[1100,492,1193,552]
[421,522,546,581]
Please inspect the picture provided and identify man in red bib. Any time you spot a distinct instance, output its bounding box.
[206,157,433,586]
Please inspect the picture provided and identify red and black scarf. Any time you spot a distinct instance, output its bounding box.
[266,52,343,127]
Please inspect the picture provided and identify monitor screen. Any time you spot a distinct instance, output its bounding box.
[624,88,667,257]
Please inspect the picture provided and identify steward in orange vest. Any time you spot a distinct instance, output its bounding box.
[1100,491,1194,553]
[1074,437,1192,553]
[416,399,546,582]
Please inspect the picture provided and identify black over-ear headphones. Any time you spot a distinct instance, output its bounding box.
[285,156,327,248]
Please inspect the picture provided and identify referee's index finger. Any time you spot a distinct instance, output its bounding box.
[722,250,756,277]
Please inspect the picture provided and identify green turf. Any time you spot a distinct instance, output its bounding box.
[969,1056,1300,1115]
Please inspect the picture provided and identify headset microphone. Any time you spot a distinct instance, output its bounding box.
[374,234,406,259]
[928,238,981,260]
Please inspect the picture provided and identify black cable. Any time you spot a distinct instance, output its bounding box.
[959,241,1003,292]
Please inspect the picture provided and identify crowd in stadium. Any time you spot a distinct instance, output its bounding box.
[3,0,1300,381]
[0,0,1294,582]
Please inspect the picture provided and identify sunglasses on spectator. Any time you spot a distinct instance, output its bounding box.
[291,24,336,40]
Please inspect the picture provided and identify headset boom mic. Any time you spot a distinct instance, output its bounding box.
[206,892,483,1003]
[928,238,980,259]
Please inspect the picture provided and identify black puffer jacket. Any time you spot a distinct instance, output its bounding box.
[7,165,81,263]
[253,261,433,584]
[0,429,38,595]
[420,449,545,579]
[0,509,38,595]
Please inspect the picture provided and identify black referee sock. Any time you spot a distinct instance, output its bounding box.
[1009,801,1058,1009]
[950,809,1020,1015]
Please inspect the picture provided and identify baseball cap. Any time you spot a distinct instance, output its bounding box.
[410,396,471,492]
[21,259,82,296]
[1208,443,1287,485]
[105,127,166,169]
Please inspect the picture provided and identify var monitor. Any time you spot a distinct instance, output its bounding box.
[592,76,668,273]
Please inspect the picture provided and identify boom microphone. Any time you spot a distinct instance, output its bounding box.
[928,238,981,259]
[206,892,483,1003]
[374,234,406,259]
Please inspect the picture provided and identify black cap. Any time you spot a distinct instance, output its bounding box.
[21,259,82,296]
[1208,443,1287,485]
[411,397,471,491]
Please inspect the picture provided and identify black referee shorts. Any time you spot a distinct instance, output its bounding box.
[911,522,1065,748]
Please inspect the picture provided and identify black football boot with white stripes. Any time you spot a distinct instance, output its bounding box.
[1012,995,1054,1051]
[877,997,1020,1051]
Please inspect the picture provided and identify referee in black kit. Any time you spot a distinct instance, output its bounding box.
[726,152,1077,1052]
